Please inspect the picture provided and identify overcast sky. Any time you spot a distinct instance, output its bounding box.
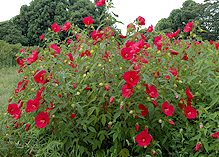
[0,0,204,34]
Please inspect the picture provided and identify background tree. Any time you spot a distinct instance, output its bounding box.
[198,0,219,40]
[70,0,106,30]
[155,0,200,34]
[0,21,28,45]
[0,0,106,46]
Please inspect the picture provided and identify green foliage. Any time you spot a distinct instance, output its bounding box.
[0,40,40,69]
[198,0,219,40]
[155,0,219,40]
[7,0,107,46]
[0,40,22,68]
[70,0,103,30]
[1,1,219,156]
[0,21,28,45]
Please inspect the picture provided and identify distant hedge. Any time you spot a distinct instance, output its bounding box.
[0,40,38,69]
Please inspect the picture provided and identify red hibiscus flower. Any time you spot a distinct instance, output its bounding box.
[70,113,76,119]
[170,50,179,55]
[127,24,136,30]
[85,87,92,90]
[122,83,134,98]
[141,33,146,40]
[135,130,153,147]
[154,34,162,50]
[83,16,94,25]
[27,50,38,64]
[165,68,178,80]
[39,34,44,40]
[215,43,219,50]
[62,22,71,32]
[184,106,197,119]
[195,143,201,152]
[35,86,45,102]
[144,83,159,98]
[15,80,28,93]
[49,44,61,57]
[65,53,74,61]
[166,29,180,38]
[147,25,153,33]
[25,99,40,113]
[178,98,185,109]
[67,39,71,45]
[212,131,219,139]
[20,49,26,53]
[16,57,25,66]
[119,35,127,38]
[186,87,194,100]
[26,124,30,131]
[125,40,135,48]
[123,71,140,86]
[35,112,50,128]
[137,104,148,118]
[169,120,175,125]
[121,47,133,61]
[51,23,61,33]
[152,100,158,107]
[162,101,174,116]
[34,70,47,85]
[131,39,145,54]
[183,21,193,33]
[7,103,21,116]
[95,0,105,6]
[137,16,145,25]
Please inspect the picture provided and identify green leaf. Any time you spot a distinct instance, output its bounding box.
[87,107,96,117]
[119,148,130,157]
[113,111,121,122]
[88,94,96,105]
[203,141,209,153]
[113,132,118,142]
[101,114,106,126]
[88,126,97,133]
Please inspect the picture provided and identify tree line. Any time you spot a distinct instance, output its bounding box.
[0,0,105,46]
[0,0,218,46]
[155,0,219,40]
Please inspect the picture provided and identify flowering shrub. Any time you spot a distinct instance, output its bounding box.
[1,0,219,156]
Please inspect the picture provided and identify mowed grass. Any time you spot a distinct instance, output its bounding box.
[0,66,22,116]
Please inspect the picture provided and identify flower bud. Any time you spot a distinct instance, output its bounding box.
[99,83,103,86]
[110,97,114,104]
[175,93,179,99]
[120,103,124,111]
[199,123,203,129]
[195,143,201,151]
[135,123,139,132]
[129,110,134,114]
[26,124,30,131]
[152,150,157,156]
[108,123,111,130]
[105,84,109,91]
[147,97,151,101]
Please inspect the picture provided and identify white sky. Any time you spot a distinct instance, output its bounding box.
[0,0,204,34]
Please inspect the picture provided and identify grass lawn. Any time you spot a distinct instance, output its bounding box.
[0,66,22,121]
